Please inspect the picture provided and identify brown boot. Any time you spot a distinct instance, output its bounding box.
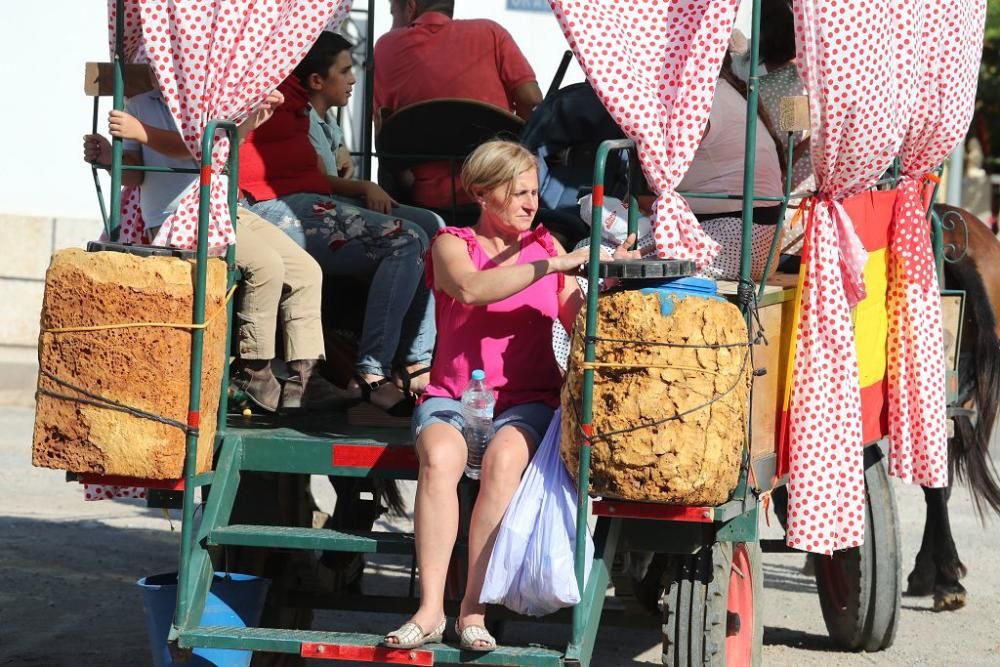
[281,359,356,412]
[231,358,281,412]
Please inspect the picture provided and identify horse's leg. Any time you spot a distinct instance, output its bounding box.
[905,486,938,596]
[927,483,968,611]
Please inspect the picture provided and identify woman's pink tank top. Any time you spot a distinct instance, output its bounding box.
[422,226,564,415]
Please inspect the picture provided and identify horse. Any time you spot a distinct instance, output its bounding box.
[904,203,1000,611]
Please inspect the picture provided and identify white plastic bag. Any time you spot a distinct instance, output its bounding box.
[578,193,653,245]
[480,410,594,616]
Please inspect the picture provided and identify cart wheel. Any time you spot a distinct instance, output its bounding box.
[812,458,901,651]
[661,541,762,667]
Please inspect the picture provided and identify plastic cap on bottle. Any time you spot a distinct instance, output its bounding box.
[471,369,485,381]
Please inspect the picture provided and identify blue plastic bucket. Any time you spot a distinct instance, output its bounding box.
[638,276,724,316]
[138,572,269,667]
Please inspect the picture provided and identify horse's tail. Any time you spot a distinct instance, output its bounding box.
[941,206,1000,518]
[375,479,407,517]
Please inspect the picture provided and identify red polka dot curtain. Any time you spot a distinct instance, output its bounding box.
[785,0,985,555]
[885,3,984,489]
[552,0,986,555]
[548,0,742,267]
[109,0,352,249]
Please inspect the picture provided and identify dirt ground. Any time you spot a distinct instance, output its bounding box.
[2,404,999,666]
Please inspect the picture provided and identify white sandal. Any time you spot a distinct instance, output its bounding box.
[383,617,446,650]
[455,621,497,651]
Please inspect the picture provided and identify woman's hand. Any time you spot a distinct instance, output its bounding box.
[362,181,399,214]
[238,90,285,143]
[550,233,640,273]
[549,244,592,273]
[610,234,640,260]
[245,90,284,131]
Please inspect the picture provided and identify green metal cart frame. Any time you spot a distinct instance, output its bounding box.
[76,0,965,663]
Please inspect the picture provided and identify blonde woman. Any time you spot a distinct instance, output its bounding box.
[384,140,635,651]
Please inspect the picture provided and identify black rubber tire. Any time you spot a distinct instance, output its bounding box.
[812,458,901,651]
[660,542,763,667]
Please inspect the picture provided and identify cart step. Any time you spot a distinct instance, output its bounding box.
[180,625,564,665]
[208,525,415,554]
[235,429,419,477]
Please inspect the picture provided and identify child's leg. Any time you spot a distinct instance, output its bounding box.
[392,203,446,239]
[236,208,350,411]
[231,211,285,411]
[237,209,325,362]
[234,210,284,361]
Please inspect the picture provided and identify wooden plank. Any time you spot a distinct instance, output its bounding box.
[941,293,963,371]
[779,96,810,132]
[749,297,796,462]
[84,61,155,97]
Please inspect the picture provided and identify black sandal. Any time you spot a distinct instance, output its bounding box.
[395,366,432,396]
[346,376,415,428]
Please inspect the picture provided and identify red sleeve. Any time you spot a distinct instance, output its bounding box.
[491,23,537,97]
[372,38,390,113]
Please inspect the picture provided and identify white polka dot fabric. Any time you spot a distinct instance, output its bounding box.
[111,0,352,249]
[886,0,984,489]
[548,0,741,268]
[697,217,776,282]
[783,0,985,554]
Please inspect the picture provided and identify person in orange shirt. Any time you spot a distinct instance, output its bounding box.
[373,0,543,211]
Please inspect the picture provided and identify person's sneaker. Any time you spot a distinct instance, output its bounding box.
[230,358,281,412]
[281,359,356,412]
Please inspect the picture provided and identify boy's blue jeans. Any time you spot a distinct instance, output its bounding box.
[247,192,437,378]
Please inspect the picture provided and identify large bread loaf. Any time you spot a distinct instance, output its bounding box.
[32,249,227,479]
[561,285,751,505]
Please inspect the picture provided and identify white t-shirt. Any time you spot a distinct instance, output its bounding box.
[122,91,198,229]
[677,79,783,215]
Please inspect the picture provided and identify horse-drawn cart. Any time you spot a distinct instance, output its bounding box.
[31,0,985,665]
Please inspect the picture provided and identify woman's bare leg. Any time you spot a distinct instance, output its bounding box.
[386,423,466,642]
[458,425,536,646]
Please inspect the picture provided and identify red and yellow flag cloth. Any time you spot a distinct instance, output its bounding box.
[775,185,950,554]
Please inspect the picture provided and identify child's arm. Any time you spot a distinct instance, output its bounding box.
[106,90,285,159]
[323,176,398,215]
[335,145,354,179]
[108,110,191,160]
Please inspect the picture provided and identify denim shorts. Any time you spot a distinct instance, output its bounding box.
[412,397,555,447]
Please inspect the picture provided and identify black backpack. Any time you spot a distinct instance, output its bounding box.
[522,82,631,247]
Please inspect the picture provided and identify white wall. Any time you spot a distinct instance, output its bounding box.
[0,1,109,221]
[0,0,759,223]
[0,0,583,223]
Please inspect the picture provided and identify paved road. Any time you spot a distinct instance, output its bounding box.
[2,405,999,665]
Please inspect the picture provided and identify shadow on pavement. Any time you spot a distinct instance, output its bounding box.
[763,626,841,652]
[762,561,818,595]
[0,514,179,666]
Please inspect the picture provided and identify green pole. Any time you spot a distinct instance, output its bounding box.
[758,133,796,299]
[216,142,240,441]
[361,0,375,181]
[176,120,237,627]
[930,208,945,283]
[109,0,125,239]
[627,152,639,245]
[91,97,111,236]
[739,0,762,287]
[924,169,944,281]
[572,138,634,647]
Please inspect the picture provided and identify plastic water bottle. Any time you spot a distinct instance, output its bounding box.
[461,369,495,480]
